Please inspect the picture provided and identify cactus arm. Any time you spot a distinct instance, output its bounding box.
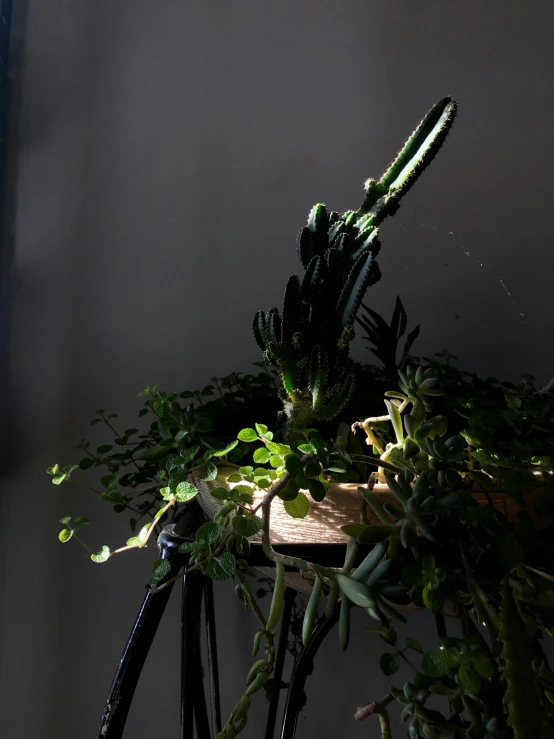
[296,226,313,268]
[314,372,355,421]
[499,581,554,739]
[309,345,329,411]
[252,311,267,351]
[336,251,381,332]
[358,96,457,220]
[301,255,323,300]
[281,276,302,349]
[307,203,329,256]
[266,308,282,345]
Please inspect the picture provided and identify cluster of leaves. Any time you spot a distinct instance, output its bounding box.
[312,367,554,738]
[357,295,420,375]
[51,370,281,565]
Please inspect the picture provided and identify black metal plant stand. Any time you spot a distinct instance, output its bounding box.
[98,517,347,739]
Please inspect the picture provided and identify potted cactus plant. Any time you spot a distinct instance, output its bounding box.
[49,96,554,739]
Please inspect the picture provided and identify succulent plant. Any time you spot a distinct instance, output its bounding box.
[252,97,457,442]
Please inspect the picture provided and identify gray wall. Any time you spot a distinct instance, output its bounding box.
[2,1,554,737]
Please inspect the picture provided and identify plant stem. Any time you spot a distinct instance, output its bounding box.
[140,499,175,547]
[71,479,103,496]
[397,649,418,674]
[354,693,394,722]
[350,454,404,475]
[73,533,94,555]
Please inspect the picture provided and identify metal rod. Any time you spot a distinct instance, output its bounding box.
[97,532,187,739]
[181,569,211,738]
[204,576,222,736]
[279,610,340,739]
[192,577,211,739]
[264,588,296,739]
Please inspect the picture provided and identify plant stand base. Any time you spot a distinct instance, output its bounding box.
[97,532,348,739]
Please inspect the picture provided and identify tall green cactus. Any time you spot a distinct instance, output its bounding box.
[253,97,457,441]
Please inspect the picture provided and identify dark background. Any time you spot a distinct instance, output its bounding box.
[1,1,554,737]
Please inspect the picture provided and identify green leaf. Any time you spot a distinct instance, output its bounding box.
[211,486,231,501]
[74,516,90,528]
[52,474,67,485]
[204,552,236,580]
[357,524,397,545]
[307,478,326,502]
[226,473,243,483]
[100,474,119,489]
[341,523,369,538]
[405,637,423,653]
[255,423,269,435]
[195,522,222,544]
[198,462,218,481]
[97,445,113,455]
[138,523,153,543]
[237,428,258,442]
[211,440,239,457]
[150,559,171,584]
[285,454,303,476]
[421,652,448,678]
[380,652,400,676]
[58,529,73,543]
[175,481,198,502]
[232,515,263,537]
[79,457,94,470]
[126,537,143,547]
[305,459,322,477]
[283,492,310,519]
[278,480,300,501]
[335,574,376,609]
[178,541,197,553]
[231,484,255,502]
[59,516,72,525]
[471,650,495,679]
[253,447,271,464]
[423,584,443,613]
[458,664,480,694]
[297,443,317,454]
[46,464,60,475]
[91,545,111,563]
[385,399,405,444]
[100,487,123,503]
[378,628,398,646]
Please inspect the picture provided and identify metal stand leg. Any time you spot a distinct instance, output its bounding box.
[97,532,187,739]
[204,577,222,736]
[99,539,348,739]
[181,570,212,739]
[264,588,296,739]
[279,610,340,739]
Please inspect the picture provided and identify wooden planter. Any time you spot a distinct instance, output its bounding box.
[192,466,548,593]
